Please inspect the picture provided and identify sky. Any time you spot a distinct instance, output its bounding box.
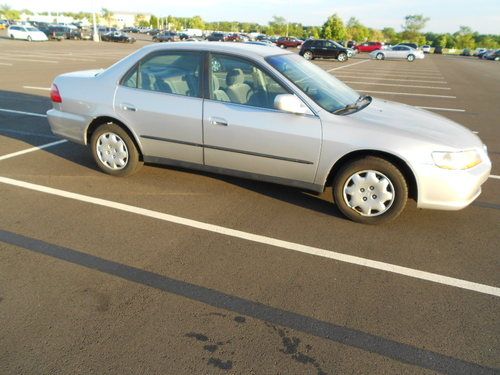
[5,0,500,34]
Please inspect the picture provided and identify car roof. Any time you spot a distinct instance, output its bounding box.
[137,41,292,58]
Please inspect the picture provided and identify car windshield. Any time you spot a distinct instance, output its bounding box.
[26,27,38,31]
[331,41,344,48]
[266,53,365,114]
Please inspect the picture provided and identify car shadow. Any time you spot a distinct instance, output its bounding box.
[0,89,344,219]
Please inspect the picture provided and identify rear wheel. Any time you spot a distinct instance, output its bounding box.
[279,44,285,49]
[303,50,313,60]
[376,52,384,60]
[332,156,408,224]
[407,54,415,62]
[27,36,32,42]
[90,123,142,177]
[337,52,347,62]
[10,34,14,39]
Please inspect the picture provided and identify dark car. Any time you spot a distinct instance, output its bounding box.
[276,36,302,49]
[461,48,471,56]
[398,42,418,50]
[178,32,189,40]
[153,31,179,42]
[434,46,443,54]
[101,31,135,43]
[40,25,72,40]
[207,32,227,41]
[347,40,357,48]
[299,39,349,62]
[483,49,500,61]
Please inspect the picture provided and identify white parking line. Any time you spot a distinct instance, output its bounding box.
[0,56,58,64]
[0,62,13,66]
[22,86,51,91]
[355,90,456,99]
[353,69,443,76]
[417,106,466,112]
[0,140,67,162]
[0,53,95,62]
[327,59,371,72]
[0,108,47,118]
[0,175,498,297]
[342,81,451,90]
[338,71,444,79]
[489,175,500,180]
[0,129,57,139]
[334,75,447,84]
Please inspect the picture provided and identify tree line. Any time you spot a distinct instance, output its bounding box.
[1,4,498,49]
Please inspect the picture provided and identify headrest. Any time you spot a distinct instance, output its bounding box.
[212,74,219,91]
[226,68,244,86]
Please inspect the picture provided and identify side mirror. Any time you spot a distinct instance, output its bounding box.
[274,94,311,115]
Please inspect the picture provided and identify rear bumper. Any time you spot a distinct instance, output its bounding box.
[416,159,492,210]
[47,109,90,145]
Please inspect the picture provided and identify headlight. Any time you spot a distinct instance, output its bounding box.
[432,150,482,170]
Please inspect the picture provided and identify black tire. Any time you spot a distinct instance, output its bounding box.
[303,50,314,60]
[407,54,415,62]
[332,156,408,224]
[376,52,384,60]
[27,36,32,42]
[10,34,14,39]
[90,122,142,177]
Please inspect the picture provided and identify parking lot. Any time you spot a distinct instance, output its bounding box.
[0,37,499,374]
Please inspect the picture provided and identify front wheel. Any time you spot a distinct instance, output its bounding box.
[376,52,384,60]
[90,123,142,176]
[337,52,347,62]
[407,54,415,62]
[332,156,408,224]
[303,50,313,60]
[27,36,32,42]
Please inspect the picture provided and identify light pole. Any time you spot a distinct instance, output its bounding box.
[92,12,99,42]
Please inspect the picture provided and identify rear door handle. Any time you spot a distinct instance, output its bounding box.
[121,103,136,112]
[209,117,228,126]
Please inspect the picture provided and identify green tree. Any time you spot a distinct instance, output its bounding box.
[268,15,287,36]
[454,26,475,49]
[101,8,113,27]
[150,15,159,28]
[382,27,400,44]
[0,4,20,20]
[321,14,347,40]
[401,14,429,44]
[188,15,205,29]
[346,17,369,42]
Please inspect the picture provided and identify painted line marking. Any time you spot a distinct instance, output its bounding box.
[337,71,444,79]
[345,70,444,77]
[0,129,57,139]
[489,175,500,180]
[0,62,13,66]
[0,140,67,162]
[0,175,498,298]
[0,108,47,118]
[0,56,58,64]
[0,53,95,62]
[22,86,51,91]
[416,106,466,112]
[342,81,451,90]
[334,75,447,84]
[327,59,371,72]
[355,90,456,99]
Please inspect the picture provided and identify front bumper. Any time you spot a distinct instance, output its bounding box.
[416,158,492,210]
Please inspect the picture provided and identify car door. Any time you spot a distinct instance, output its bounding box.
[324,41,339,59]
[385,46,399,58]
[203,53,322,183]
[397,46,410,58]
[114,50,204,164]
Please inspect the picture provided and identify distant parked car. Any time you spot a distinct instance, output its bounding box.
[207,32,227,42]
[434,46,443,54]
[299,39,349,61]
[244,41,276,47]
[355,41,383,53]
[153,31,179,42]
[398,42,418,50]
[483,49,500,61]
[0,20,8,30]
[178,32,189,40]
[461,48,471,56]
[101,31,135,43]
[474,48,487,56]
[370,45,424,62]
[422,45,431,53]
[276,37,302,49]
[347,40,357,48]
[7,25,48,41]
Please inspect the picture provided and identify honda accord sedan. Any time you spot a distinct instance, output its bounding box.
[47,42,491,224]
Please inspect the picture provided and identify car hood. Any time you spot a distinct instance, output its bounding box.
[349,98,483,149]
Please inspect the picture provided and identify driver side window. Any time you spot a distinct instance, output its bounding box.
[209,54,289,110]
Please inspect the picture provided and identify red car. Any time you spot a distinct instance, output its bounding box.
[355,41,384,53]
[276,36,303,49]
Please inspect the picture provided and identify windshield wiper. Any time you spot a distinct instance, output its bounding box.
[333,95,372,115]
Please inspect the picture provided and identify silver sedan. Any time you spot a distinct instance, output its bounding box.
[370,45,425,61]
[47,42,490,224]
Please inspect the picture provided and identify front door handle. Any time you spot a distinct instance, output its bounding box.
[121,103,136,112]
[209,117,228,126]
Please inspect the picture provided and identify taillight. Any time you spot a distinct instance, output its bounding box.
[50,83,62,103]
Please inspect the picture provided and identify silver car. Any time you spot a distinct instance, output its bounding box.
[47,42,491,224]
[370,45,425,61]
